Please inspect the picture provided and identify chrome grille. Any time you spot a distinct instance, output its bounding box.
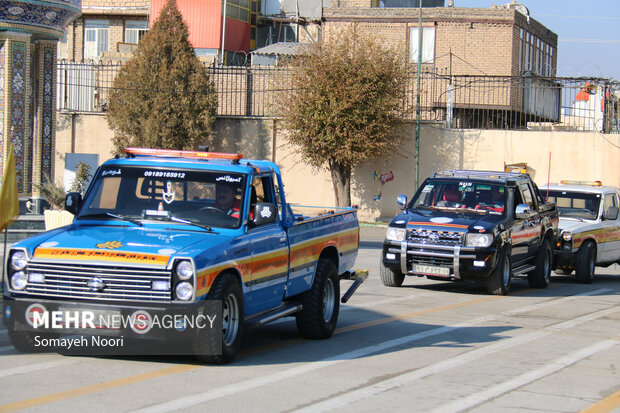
[24,261,172,302]
[408,230,463,247]
[410,256,453,267]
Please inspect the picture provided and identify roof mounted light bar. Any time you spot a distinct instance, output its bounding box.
[123,147,244,162]
[432,170,528,180]
[560,180,602,187]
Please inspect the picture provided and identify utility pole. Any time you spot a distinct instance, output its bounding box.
[415,0,422,189]
[220,0,228,65]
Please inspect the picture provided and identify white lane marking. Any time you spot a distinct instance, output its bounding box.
[268,294,422,326]
[292,305,620,413]
[431,338,620,413]
[0,359,79,378]
[131,289,610,413]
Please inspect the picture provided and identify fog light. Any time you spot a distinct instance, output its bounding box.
[473,261,486,267]
[11,272,27,290]
[175,282,193,301]
[152,280,170,291]
[28,273,45,283]
[386,253,396,260]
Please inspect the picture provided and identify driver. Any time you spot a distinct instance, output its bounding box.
[214,182,241,218]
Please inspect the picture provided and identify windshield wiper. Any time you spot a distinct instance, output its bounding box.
[78,212,143,226]
[169,216,216,233]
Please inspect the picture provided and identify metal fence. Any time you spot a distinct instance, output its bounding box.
[56,60,620,134]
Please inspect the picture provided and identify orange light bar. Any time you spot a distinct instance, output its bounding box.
[123,147,243,161]
[560,180,602,186]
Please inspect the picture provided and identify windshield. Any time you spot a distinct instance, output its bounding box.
[78,166,247,229]
[547,190,601,220]
[412,180,506,215]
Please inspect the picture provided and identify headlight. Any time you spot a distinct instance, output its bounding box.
[175,282,194,301]
[175,260,194,280]
[466,233,494,248]
[386,227,406,242]
[562,231,572,242]
[11,271,27,290]
[10,251,28,271]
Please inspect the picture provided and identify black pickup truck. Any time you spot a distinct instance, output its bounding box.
[381,170,559,295]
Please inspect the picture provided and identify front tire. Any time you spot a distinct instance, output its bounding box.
[575,241,596,284]
[487,246,511,295]
[193,272,244,364]
[380,260,405,287]
[296,258,340,339]
[528,238,552,288]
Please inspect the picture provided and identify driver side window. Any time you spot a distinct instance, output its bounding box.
[250,175,277,226]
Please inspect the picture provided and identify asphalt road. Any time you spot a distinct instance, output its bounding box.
[1,226,620,412]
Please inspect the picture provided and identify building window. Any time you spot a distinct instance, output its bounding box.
[224,0,251,23]
[518,28,523,74]
[84,20,109,59]
[409,26,435,64]
[125,20,148,45]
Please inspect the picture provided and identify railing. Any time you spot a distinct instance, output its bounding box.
[56,60,620,134]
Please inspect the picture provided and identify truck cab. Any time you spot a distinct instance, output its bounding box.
[4,148,363,363]
[381,170,558,295]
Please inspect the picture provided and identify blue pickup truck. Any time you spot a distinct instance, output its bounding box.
[3,148,363,363]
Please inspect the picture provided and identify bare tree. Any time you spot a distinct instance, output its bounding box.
[278,27,409,206]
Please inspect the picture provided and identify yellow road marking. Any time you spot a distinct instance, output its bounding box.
[581,388,620,413]
[0,294,504,411]
[0,364,199,413]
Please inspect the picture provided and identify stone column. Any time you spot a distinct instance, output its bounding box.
[31,41,58,213]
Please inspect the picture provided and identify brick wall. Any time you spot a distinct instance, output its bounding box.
[82,0,150,8]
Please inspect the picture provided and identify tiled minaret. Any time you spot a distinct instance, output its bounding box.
[0,1,81,213]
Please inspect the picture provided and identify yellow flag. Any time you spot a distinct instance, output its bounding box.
[0,142,20,232]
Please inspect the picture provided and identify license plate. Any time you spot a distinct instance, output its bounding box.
[412,264,450,277]
[58,307,122,329]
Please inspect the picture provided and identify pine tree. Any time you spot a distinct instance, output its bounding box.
[106,0,217,152]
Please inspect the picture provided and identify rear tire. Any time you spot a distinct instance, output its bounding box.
[193,272,244,364]
[575,241,596,284]
[487,247,511,295]
[528,238,552,288]
[296,258,340,339]
[380,260,405,287]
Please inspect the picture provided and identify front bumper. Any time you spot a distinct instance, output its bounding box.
[382,240,498,281]
[554,249,577,269]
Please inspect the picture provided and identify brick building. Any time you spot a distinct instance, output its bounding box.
[60,0,150,61]
[324,1,557,77]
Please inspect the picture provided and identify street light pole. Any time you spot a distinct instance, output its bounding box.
[415,0,422,189]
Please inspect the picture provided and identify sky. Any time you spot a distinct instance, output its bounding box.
[460,0,620,80]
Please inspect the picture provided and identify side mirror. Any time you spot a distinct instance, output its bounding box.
[65,192,82,215]
[252,202,277,226]
[396,195,407,209]
[604,206,619,220]
[515,203,531,219]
